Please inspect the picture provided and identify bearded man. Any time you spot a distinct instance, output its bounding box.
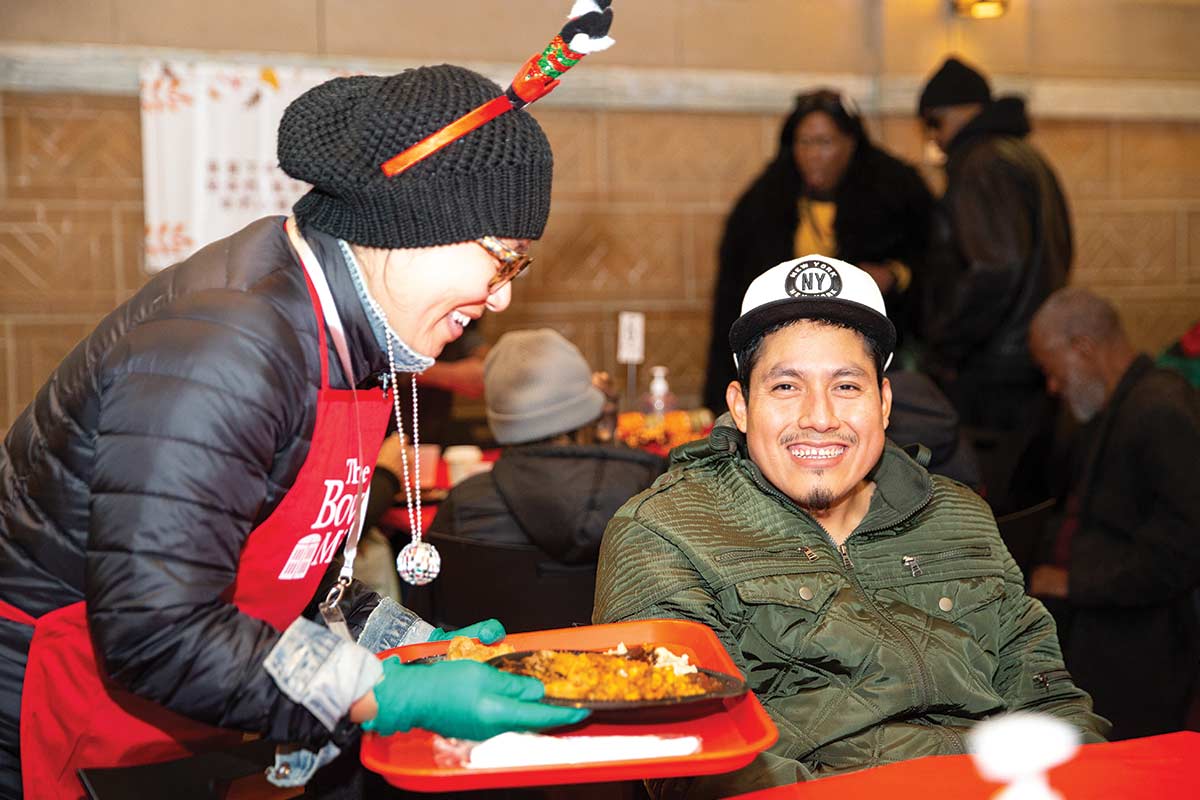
[1028,287,1200,740]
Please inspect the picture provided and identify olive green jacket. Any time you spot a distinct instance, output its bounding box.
[594,420,1108,799]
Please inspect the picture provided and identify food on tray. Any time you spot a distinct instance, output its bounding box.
[493,644,722,702]
[445,636,515,662]
[616,409,713,450]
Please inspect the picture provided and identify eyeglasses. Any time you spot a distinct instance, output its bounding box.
[475,236,533,293]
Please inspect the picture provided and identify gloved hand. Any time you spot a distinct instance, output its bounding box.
[428,618,505,644]
[362,656,590,739]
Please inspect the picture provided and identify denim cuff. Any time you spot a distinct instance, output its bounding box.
[357,596,435,654]
[265,617,383,731]
[265,741,342,788]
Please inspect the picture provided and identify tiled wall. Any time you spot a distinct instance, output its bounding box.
[3,0,1200,431]
[3,87,1198,432]
[5,0,1200,80]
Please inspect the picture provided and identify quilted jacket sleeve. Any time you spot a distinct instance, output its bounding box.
[86,288,359,749]
[991,540,1111,742]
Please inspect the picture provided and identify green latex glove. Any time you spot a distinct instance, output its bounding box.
[428,618,506,644]
[362,656,590,739]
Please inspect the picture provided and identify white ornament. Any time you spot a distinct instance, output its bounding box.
[396,540,441,586]
[968,712,1081,800]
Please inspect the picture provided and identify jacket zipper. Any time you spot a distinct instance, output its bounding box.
[715,547,821,565]
[1034,669,1073,692]
[900,545,992,578]
[835,538,933,711]
[744,466,937,710]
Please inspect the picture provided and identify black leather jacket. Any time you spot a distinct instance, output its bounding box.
[0,218,387,751]
[924,97,1072,387]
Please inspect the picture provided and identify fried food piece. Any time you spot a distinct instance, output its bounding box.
[445,636,515,662]
[496,647,721,701]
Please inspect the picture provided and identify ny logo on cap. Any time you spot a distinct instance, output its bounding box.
[785,259,843,298]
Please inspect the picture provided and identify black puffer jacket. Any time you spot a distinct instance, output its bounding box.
[702,109,933,413]
[407,443,664,632]
[923,97,1072,389]
[0,217,387,751]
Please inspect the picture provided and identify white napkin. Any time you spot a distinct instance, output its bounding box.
[466,732,702,769]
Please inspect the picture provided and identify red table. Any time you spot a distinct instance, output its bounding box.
[728,731,1200,800]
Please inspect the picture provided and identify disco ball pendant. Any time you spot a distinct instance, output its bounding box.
[397,539,441,586]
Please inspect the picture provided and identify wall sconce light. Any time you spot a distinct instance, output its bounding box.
[952,0,1008,19]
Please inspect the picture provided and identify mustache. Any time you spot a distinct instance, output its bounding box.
[779,431,857,448]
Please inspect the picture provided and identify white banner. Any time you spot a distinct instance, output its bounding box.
[139,61,351,271]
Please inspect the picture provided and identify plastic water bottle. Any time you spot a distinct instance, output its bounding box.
[640,366,677,419]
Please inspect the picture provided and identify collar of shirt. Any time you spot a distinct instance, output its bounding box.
[337,239,434,375]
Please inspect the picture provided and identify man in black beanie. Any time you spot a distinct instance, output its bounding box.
[916,55,1073,515]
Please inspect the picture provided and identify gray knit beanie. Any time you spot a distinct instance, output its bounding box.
[485,329,605,445]
[278,65,554,248]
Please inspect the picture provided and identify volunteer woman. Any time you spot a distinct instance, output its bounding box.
[0,64,588,800]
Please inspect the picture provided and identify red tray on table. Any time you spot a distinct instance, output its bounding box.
[360,618,778,792]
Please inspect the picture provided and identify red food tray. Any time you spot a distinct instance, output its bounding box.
[360,618,779,792]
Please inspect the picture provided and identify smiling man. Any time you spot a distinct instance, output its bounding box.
[594,256,1107,799]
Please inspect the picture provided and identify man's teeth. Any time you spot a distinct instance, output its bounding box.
[450,311,471,329]
[789,445,845,459]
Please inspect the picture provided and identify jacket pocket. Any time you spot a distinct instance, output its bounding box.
[734,570,842,613]
[884,575,1006,663]
[873,543,1007,664]
[730,570,858,701]
[733,571,844,661]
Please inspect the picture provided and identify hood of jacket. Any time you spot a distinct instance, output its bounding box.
[947,96,1031,155]
[491,443,665,563]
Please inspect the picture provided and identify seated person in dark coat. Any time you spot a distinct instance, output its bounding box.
[405,329,665,633]
[884,368,981,490]
[1028,287,1200,740]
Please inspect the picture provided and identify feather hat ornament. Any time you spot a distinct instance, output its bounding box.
[381,1,615,178]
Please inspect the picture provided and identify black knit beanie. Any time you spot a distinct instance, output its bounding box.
[918,57,992,115]
[278,65,553,248]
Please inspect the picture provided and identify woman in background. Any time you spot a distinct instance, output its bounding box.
[703,89,933,412]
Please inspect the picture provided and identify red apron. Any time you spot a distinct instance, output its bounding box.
[5,222,392,799]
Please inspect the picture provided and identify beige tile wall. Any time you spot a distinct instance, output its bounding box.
[3,0,1200,431]
[4,86,1197,432]
[3,0,1200,79]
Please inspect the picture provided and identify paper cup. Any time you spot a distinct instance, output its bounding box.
[443,445,484,487]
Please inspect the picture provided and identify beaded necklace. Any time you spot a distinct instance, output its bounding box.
[359,285,441,586]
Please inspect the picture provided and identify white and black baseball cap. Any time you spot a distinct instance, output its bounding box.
[729,255,896,370]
